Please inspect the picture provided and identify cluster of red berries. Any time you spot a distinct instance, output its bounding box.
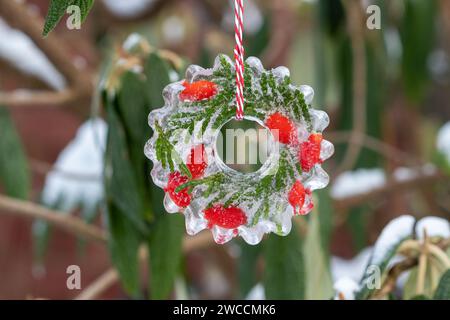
[179,80,217,102]
[166,81,323,230]
[265,112,323,215]
[164,144,208,207]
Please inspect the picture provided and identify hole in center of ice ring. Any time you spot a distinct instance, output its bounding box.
[212,115,279,177]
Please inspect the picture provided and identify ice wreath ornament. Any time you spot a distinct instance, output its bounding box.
[144,55,333,244]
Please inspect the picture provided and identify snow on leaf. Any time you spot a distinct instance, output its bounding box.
[333,277,359,300]
[415,216,450,239]
[330,168,385,199]
[0,19,65,90]
[437,121,450,164]
[370,215,415,265]
[356,215,415,299]
[41,118,107,216]
[331,247,373,283]
[331,165,436,200]
[245,283,265,300]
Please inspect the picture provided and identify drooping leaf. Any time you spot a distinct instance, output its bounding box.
[0,106,30,199]
[148,213,184,299]
[108,203,142,298]
[144,53,172,107]
[434,269,450,300]
[316,189,333,257]
[104,103,147,233]
[400,0,436,103]
[238,241,262,298]
[263,226,305,299]
[403,266,435,300]
[43,0,94,36]
[303,198,334,299]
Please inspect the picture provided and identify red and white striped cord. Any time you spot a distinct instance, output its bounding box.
[234,0,245,120]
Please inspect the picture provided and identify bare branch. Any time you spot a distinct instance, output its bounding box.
[0,194,107,243]
[75,232,214,300]
[334,171,446,210]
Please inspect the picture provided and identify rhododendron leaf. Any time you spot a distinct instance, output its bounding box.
[148,213,184,299]
[304,198,333,299]
[108,203,142,298]
[434,270,450,300]
[263,226,305,299]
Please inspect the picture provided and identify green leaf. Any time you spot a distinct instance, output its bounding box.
[304,200,334,299]
[108,203,142,297]
[434,269,450,300]
[316,189,333,258]
[238,241,262,298]
[117,71,148,147]
[403,267,435,300]
[105,104,147,233]
[400,0,436,103]
[0,106,30,199]
[148,213,184,299]
[144,53,172,107]
[43,0,94,36]
[410,294,429,300]
[263,226,305,299]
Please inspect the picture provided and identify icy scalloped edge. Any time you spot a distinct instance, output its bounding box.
[144,55,334,245]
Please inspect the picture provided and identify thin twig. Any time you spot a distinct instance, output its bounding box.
[0,194,107,243]
[75,232,214,300]
[334,171,445,210]
[0,90,77,108]
[335,0,367,175]
[75,268,119,300]
[328,131,424,167]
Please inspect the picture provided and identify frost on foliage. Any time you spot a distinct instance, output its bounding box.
[102,0,155,18]
[333,277,360,300]
[41,119,107,216]
[415,217,450,239]
[331,168,385,199]
[0,19,65,90]
[145,55,333,244]
[437,121,450,164]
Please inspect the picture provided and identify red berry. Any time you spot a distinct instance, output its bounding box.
[288,180,306,215]
[164,171,191,207]
[204,205,247,229]
[299,133,323,172]
[179,80,217,101]
[265,112,298,145]
[186,144,208,179]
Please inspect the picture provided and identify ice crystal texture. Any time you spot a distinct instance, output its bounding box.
[145,55,333,244]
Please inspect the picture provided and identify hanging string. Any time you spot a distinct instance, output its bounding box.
[234,0,245,120]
